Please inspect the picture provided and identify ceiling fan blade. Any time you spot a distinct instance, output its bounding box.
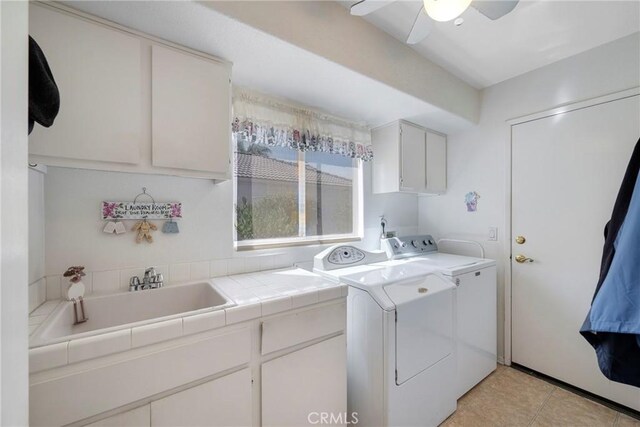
[406,7,433,45]
[350,0,395,16]
[471,0,519,20]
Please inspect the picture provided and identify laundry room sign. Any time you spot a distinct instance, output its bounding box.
[101,201,182,220]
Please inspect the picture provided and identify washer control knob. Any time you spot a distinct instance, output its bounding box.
[411,240,419,248]
[401,242,407,248]
[422,240,429,246]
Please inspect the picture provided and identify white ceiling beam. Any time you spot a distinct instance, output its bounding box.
[202,1,481,125]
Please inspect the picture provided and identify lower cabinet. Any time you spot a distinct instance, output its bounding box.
[83,369,252,427]
[151,368,252,427]
[262,335,347,427]
[85,405,150,427]
[57,301,347,427]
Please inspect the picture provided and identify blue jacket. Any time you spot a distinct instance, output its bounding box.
[581,138,640,387]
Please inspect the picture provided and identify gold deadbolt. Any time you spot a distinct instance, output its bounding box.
[515,235,526,244]
[515,254,534,263]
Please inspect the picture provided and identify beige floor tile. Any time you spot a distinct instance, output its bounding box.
[460,367,554,426]
[618,413,640,427]
[441,405,496,427]
[531,387,618,427]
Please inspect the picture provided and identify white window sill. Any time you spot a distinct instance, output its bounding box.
[235,234,362,251]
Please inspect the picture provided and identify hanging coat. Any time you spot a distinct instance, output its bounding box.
[580,137,640,388]
[29,36,60,134]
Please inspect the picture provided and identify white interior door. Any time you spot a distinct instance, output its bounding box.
[511,93,640,410]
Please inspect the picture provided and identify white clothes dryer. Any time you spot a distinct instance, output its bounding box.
[382,235,498,398]
[314,246,457,427]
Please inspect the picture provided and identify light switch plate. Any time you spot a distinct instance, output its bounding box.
[488,227,498,241]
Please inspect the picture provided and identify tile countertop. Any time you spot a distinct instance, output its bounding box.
[28,268,347,372]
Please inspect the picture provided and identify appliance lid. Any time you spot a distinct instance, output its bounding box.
[339,264,450,310]
[407,253,496,276]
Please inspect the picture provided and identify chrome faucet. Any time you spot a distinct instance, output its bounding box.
[129,267,164,291]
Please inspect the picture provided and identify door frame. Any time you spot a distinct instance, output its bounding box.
[502,86,640,366]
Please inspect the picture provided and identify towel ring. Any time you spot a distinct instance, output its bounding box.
[133,187,156,204]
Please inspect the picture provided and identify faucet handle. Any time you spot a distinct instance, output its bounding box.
[144,267,156,278]
[129,276,141,291]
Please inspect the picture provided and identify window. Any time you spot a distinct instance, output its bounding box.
[231,89,371,248]
[234,141,362,247]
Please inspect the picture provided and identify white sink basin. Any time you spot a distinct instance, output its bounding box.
[30,280,235,347]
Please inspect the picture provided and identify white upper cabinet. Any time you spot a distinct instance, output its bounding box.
[371,120,446,195]
[400,122,427,193]
[28,4,232,180]
[151,45,231,175]
[29,5,143,165]
[426,131,447,194]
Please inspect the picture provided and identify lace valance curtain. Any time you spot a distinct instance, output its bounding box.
[232,89,373,161]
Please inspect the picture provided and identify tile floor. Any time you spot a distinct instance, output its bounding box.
[442,365,640,427]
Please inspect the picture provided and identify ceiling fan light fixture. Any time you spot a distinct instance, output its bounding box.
[423,0,473,22]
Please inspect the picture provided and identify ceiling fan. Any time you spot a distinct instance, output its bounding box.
[350,0,519,44]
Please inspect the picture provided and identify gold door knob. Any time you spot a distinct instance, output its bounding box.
[515,235,526,244]
[515,254,534,263]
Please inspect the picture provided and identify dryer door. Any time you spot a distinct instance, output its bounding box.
[386,274,455,385]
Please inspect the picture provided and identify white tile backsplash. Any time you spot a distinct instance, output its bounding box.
[259,255,275,272]
[226,258,246,275]
[189,261,209,280]
[243,257,261,274]
[169,263,190,284]
[45,275,61,300]
[37,255,321,302]
[91,270,120,294]
[209,259,227,277]
[29,278,47,314]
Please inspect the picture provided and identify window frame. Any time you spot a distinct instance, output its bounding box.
[233,149,364,251]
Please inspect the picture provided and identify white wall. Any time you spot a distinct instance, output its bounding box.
[418,33,640,362]
[42,160,417,278]
[29,168,45,284]
[0,1,29,424]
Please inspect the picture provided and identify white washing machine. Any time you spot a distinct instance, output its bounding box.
[313,246,457,427]
[381,235,497,398]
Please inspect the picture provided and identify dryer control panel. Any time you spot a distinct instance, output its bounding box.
[313,245,388,271]
[381,235,438,259]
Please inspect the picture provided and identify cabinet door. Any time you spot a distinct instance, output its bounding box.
[400,122,426,193]
[151,45,231,175]
[84,405,150,427]
[29,5,143,165]
[151,368,252,427]
[426,132,447,194]
[262,335,347,427]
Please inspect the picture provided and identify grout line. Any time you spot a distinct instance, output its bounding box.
[527,385,556,427]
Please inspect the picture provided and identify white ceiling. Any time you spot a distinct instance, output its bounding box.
[60,1,473,132]
[345,0,640,88]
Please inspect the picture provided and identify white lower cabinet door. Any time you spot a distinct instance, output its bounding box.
[151,368,252,427]
[262,335,347,427]
[85,405,150,427]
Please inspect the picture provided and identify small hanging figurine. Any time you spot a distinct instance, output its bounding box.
[162,217,179,234]
[132,219,157,243]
